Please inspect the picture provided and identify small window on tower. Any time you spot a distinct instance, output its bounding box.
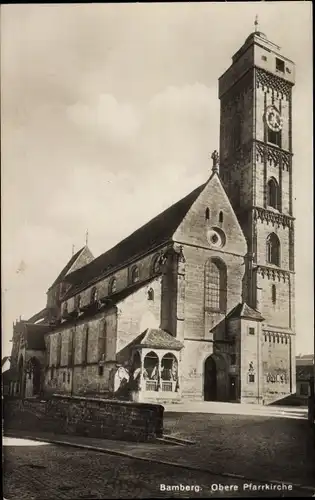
[219,211,223,223]
[272,284,277,304]
[248,327,255,336]
[248,374,255,383]
[205,208,210,220]
[268,129,282,147]
[276,58,285,73]
[261,55,267,61]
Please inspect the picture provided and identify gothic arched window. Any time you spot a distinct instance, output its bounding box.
[62,302,68,317]
[271,284,277,304]
[82,325,89,365]
[219,211,223,223]
[90,287,98,304]
[266,233,280,266]
[75,295,81,311]
[204,259,227,312]
[147,288,154,301]
[267,178,279,210]
[131,266,140,284]
[151,255,161,275]
[109,277,117,295]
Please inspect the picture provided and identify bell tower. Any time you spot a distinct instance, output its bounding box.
[218,21,296,402]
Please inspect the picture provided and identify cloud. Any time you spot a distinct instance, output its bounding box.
[67,94,141,145]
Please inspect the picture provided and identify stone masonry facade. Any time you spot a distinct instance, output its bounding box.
[9,27,296,406]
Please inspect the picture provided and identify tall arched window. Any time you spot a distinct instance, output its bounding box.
[151,255,161,275]
[204,259,227,312]
[205,208,210,220]
[271,284,277,304]
[90,287,98,304]
[82,325,89,365]
[219,211,223,223]
[75,295,81,311]
[109,277,117,295]
[131,266,140,284]
[147,288,154,301]
[267,178,279,209]
[62,302,68,317]
[266,233,280,266]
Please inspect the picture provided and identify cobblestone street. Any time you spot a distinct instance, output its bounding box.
[3,413,315,499]
[2,438,312,499]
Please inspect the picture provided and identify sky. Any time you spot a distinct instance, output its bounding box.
[1,2,313,357]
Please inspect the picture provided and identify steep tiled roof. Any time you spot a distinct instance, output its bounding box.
[226,302,264,322]
[63,183,207,297]
[49,246,93,290]
[125,328,184,351]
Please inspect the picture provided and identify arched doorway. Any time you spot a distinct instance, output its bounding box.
[204,356,217,401]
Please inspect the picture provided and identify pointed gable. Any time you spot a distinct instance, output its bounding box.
[49,246,94,290]
[173,173,247,256]
[226,302,264,322]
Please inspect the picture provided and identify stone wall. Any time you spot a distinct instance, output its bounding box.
[4,395,164,442]
[116,277,162,354]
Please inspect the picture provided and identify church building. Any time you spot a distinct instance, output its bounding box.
[9,26,296,406]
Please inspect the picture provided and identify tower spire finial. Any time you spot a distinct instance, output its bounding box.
[85,229,89,246]
[72,244,75,256]
[211,150,219,175]
[254,14,259,32]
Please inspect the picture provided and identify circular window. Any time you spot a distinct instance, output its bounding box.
[210,233,219,245]
[207,228,226,248]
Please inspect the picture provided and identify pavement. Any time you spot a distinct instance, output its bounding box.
[2,435,314,499]
[3,411,315,498]
[162,401,308,420]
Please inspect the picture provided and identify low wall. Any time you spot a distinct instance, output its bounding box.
[4,395,164,442]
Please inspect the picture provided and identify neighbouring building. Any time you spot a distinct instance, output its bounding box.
[296,354,314,404]
[8,25,297,405]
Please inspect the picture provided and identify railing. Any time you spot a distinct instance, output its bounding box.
[146,380,158,391]
[161,381,173,392]
[145,380,177,392]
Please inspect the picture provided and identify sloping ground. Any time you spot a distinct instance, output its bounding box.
[162,412,315,488]
[162,401,308,420]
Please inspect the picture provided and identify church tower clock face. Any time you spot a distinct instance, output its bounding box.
[265,105,284,132]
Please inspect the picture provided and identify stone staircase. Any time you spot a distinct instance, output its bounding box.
[163,401,308,420]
